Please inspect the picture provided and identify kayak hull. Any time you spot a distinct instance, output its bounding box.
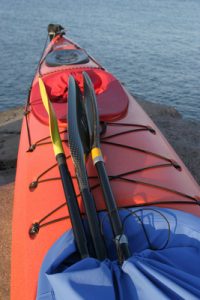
[11,33,200,300]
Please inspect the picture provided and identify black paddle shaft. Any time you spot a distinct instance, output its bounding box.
[56,153,89,259]
[83,71,131,261]
[95,161,130,260]
[67,76,107,260]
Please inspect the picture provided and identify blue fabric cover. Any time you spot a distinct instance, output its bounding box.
[37,208,200,300]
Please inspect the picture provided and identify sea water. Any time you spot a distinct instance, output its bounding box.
[0,0,199,120]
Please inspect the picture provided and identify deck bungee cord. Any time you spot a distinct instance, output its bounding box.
[100,207,171,251]
[27,120,182,190]
[27,101,200,241]
[28,118,200,237]
[24,31,51,151]
[24,123,153,152]
[30,198,200,238]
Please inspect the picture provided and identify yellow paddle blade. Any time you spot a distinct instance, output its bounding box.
[38,77,64,156]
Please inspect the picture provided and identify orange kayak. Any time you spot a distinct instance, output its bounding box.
[11,25,200,300]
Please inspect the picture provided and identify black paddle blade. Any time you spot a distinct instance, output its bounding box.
[67,76,88,190]
[83,72,100,149]
[76,83,90,156]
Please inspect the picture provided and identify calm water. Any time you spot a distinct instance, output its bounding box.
[0,0,200,119]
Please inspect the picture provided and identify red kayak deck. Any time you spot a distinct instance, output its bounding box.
[11,35,200,300]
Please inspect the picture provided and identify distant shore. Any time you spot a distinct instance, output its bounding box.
[0,100,200,299]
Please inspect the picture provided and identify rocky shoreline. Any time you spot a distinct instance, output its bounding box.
[0,100,200,299]
[0,106,23,300]
[138,98,200,184]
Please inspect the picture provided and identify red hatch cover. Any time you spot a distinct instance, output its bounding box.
[31,69,129,126]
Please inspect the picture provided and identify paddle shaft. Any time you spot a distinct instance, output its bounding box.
[80,185,107,260]
[56,153,89,258]
[67,76,107,260]
[68,136,107,260]
[82,71,130,261]
[95,160,131,260]
[69,161,107,260]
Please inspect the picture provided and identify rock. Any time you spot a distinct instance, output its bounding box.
[136,98,200,184]
[137,98,182,119]
[0,106,23,126]
[0,112,22,184]
[0,183,14,300]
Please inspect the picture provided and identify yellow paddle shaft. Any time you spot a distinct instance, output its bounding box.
[91,147,104,164]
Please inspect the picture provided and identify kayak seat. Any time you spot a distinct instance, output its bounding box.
[31,69,129,126]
